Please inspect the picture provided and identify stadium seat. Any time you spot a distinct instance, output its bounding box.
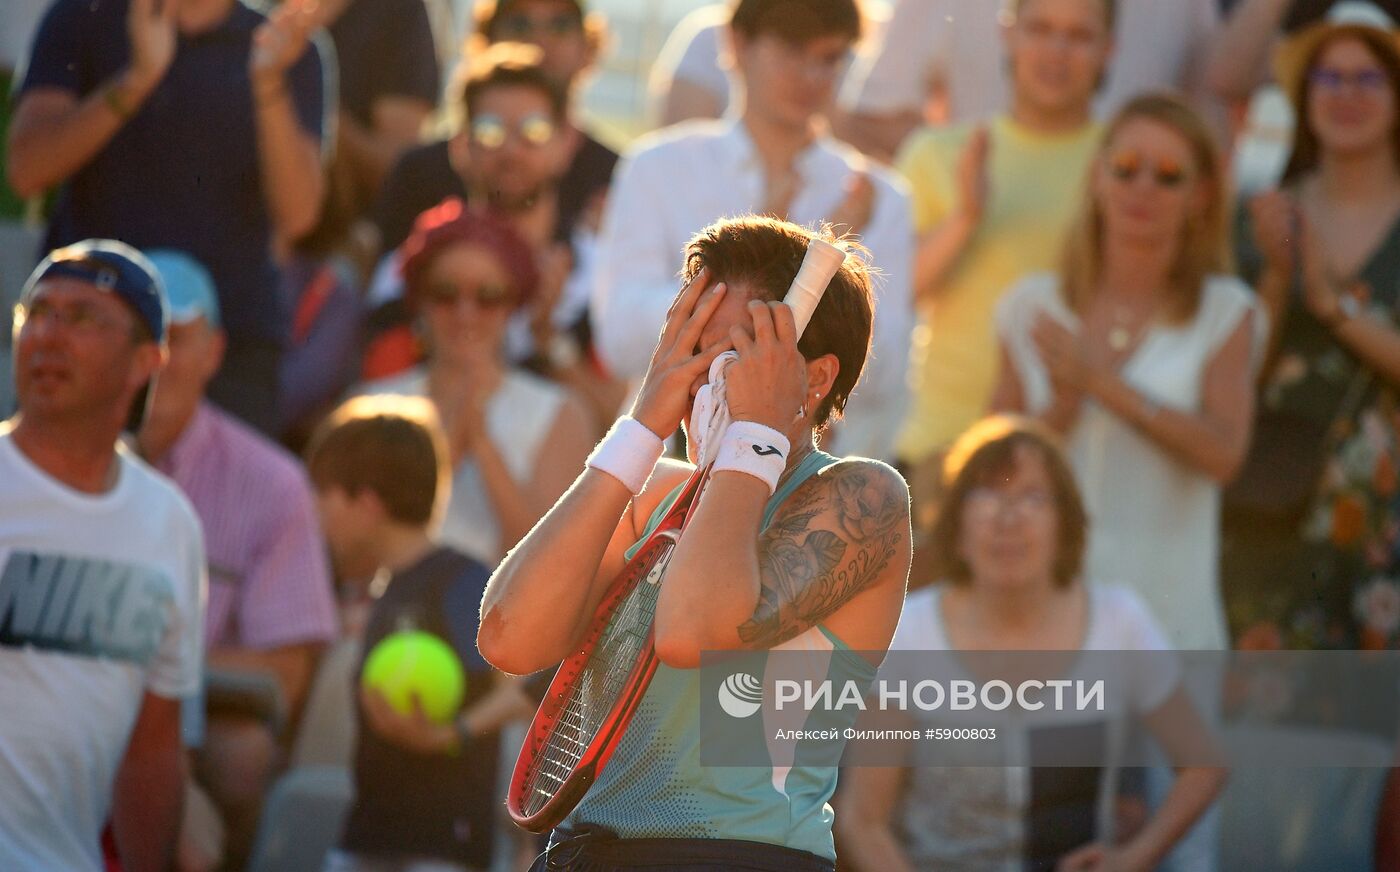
[290,637,362,769]
[246,766,354,872]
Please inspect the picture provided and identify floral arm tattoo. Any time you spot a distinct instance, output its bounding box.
[737,464,906,649]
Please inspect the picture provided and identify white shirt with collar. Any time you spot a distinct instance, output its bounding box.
[589,118,914,461]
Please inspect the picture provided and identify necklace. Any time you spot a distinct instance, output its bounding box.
[1106,301,1150,353]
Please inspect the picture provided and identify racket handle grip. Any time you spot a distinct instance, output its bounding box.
[783,238,846,339]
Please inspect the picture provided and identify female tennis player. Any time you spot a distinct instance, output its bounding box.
[478,216,911,871]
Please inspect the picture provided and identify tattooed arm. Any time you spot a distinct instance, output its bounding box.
[654,458,912,669]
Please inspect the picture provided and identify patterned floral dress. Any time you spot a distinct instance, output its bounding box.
[1223,206,1400,651]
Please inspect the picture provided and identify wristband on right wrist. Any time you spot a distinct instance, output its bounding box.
[586,416,665,495]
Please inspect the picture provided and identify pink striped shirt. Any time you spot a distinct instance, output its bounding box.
[156,402,338,650]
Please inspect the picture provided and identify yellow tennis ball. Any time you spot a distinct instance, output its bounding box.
[361,630,466,724]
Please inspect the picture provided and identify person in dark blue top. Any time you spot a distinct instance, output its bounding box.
[372,0,617,257]
[307,394,535,871]
[9,0,330,435]
[322,0,442,215]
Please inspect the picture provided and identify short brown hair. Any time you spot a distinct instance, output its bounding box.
[1013,0,1117,32]
[730,0,862,45]
[458,42,569,121]
[305,396,450,528]
[929,416,1087,588]
[680,216,873,429]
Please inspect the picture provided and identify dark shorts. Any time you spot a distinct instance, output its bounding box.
[528,827,835,872]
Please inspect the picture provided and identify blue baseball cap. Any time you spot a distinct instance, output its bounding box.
[20,239,169,343]
[144,249,221,328]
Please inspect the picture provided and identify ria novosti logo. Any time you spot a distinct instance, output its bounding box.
[718,672,764,718]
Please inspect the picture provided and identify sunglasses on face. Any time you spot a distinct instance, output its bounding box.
[494,11,581,39]
[424,281,516,310]
[1106,151,1189,189]
[1309,67,1389,93]
[469,112,557,150]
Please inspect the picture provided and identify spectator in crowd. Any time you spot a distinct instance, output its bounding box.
[0,241,204,871]
[373,0,616,257]
[278,192,369,449]
[647,4,735,126]
[1206,0,1400,105]
[835,0,1220,163]
[8,0,329,435]
[591,0,913,461]
[647,1,888,129]
[993,93,1260,653]
[837,416,1226,872]
[992,95,1261,871]
[896,0,1110,510]
[316,0,442,218]
[133,250,339,867]
[1224,5,1400,650]
[306,395,534,872]
[357,200,595,567]
[365,44,618,422]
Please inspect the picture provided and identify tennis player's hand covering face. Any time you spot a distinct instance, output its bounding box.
[631,267,733,437]
[724,300,809,432]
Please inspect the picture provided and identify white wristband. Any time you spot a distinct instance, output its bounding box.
[587,417,665,495]
[713,421,791,494]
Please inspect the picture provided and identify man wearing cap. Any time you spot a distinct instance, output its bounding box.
[0,240,206,871]
[135,249,338,869]
[7,0,329,436]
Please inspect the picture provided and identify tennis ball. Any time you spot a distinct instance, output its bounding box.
[361,631,466,724]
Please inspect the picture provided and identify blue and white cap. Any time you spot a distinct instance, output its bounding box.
[21,239,170,343]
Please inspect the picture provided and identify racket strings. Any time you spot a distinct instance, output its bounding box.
[521,542,671,815]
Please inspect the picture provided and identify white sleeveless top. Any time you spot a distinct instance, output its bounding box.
[996,274,1266,650]
[356,367,565,565]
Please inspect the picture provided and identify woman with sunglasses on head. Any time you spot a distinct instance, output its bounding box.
[1224,4,1400,652]
[355,199,596,566]
[992,93,1264,655]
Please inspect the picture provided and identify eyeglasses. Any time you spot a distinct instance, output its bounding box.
[1107,151,1189,189]
[15,299,139,339]
[1308,67,1390,93]
[494,11,581,39]
[965,487,1054,521]
[469,112,557,150]
[424,281,516,310]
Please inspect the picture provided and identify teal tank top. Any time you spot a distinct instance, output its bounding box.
[563,451,879,860]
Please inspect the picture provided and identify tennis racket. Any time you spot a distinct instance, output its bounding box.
[506,238,847,833]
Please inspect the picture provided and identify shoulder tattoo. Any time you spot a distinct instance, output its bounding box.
[737,464,907,649]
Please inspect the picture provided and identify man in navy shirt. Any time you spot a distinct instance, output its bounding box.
[373,0,617,257]
[7,0,329,435]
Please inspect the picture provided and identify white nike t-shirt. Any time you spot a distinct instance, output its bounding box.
[0,428,206,872]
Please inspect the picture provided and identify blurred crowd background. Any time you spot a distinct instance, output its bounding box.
[6,0,1400,869]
